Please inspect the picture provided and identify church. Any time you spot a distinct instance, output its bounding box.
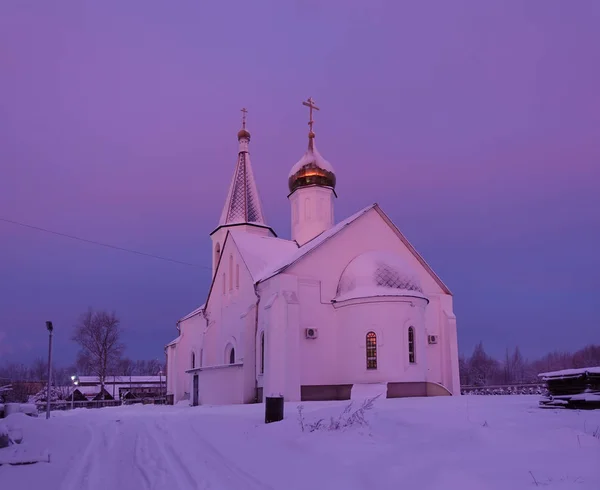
[165,99,460,406]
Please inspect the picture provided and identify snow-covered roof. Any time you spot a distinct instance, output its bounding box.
[166,336,181,348]
[334,250,428,302]
[288,137,335,178]
[78,376,162,384]
[230,231,298,281]
[179,304,205,323]
[538,367,600,379]
[256,204,376,283]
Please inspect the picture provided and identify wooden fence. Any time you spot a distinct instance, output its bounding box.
[461,383,546,395]
[36,397,168,413]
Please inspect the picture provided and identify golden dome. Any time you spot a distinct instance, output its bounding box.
[288,137,336,193]
[237,128,251,140]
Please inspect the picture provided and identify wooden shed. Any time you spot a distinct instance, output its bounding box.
[538,367,600,409]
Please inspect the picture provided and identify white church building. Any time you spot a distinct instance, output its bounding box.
[166,99,460,406]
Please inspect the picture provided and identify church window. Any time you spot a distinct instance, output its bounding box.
[366,332,377,370]
[199,349,203,367]
[408,327,415,363]
[214,243,221,269]
[305,197,311,220]
[293,199,299,224]
[191,352,196,369]
[229,347,235,364]
[260,332,265,374]
[236,264,240,289]
[229,255,233,291]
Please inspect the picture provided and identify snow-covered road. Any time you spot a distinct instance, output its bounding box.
[1,396,600,490]
[59,412,271,490]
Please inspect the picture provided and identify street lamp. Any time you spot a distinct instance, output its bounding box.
[70,375,79,410]
[45,321,53,420]
[157,369,163,403]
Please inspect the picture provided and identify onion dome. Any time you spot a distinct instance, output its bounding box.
[335,251,428,302]
[237,128,251,140]
[288,133,336,194]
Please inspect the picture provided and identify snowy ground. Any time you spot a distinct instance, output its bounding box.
[1,395,599,490]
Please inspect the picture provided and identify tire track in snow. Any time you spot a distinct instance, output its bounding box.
[132,432,153,490]
[141,417,201,490]
[59,421,100,490]
[176,419,273,490]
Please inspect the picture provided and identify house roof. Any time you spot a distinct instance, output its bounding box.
[78,376,162,384]
[166,336,181,348]
[230,231,298,282]
[179,304,205,323]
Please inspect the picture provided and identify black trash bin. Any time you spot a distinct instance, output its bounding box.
[265,396,284,424]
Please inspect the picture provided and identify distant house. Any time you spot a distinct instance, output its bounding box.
[76,376,165,401]
[539,367,600,409]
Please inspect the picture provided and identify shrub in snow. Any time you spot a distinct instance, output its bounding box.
[0,422,8,448]
[298,395,380,432]
[29,385,66,404]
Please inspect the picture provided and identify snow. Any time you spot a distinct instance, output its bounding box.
[256,204,376,283]
[166,336,181,347]
[230,231,298,281]
[78,376,162,384]
[335,250,426,302]
[1,396,599,489]
[179,305,205,322]
[288,137,335,178]
[539,367,600,379]
[335,286,428,303]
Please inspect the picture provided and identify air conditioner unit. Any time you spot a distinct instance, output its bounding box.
[428,334,438,345]
[305,328,318,339]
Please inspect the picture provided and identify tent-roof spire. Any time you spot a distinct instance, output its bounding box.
[216,109,267,228]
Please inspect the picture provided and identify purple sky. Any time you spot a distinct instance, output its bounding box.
[1,1,599,366]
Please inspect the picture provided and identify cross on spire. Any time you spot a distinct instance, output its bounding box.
[241,107,248,129]
[302,97,319,135]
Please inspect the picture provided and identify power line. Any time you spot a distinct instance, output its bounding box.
[0,217,209,269]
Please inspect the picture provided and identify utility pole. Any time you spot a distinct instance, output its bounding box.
[45,321,54,420]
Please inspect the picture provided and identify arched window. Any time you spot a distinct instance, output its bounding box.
[305,197,311,220]
[229,347,235,364]
[236,264,240,289]
[214,243,221,268]
[408,327,415,364]
[191,352,196,369]
[292,199,298,224]
[260,332,265,374]
[366,332,377,370]
[199,349,203,367]
[229,255,233,291]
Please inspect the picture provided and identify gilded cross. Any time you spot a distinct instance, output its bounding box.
[302,97,319,133]
[241,107,248,129]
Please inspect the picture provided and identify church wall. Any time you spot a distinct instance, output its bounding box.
[258,274,302,402]
[290,186,335,245]
[202,232,261,403]
[196,364,245,405]
[334,299,428,384]
[280,208,457,394]
[297,278,339,386]
[168,311,204,404]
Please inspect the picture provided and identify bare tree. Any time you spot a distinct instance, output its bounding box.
[72,309,124,398]
[30,357,47,382]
